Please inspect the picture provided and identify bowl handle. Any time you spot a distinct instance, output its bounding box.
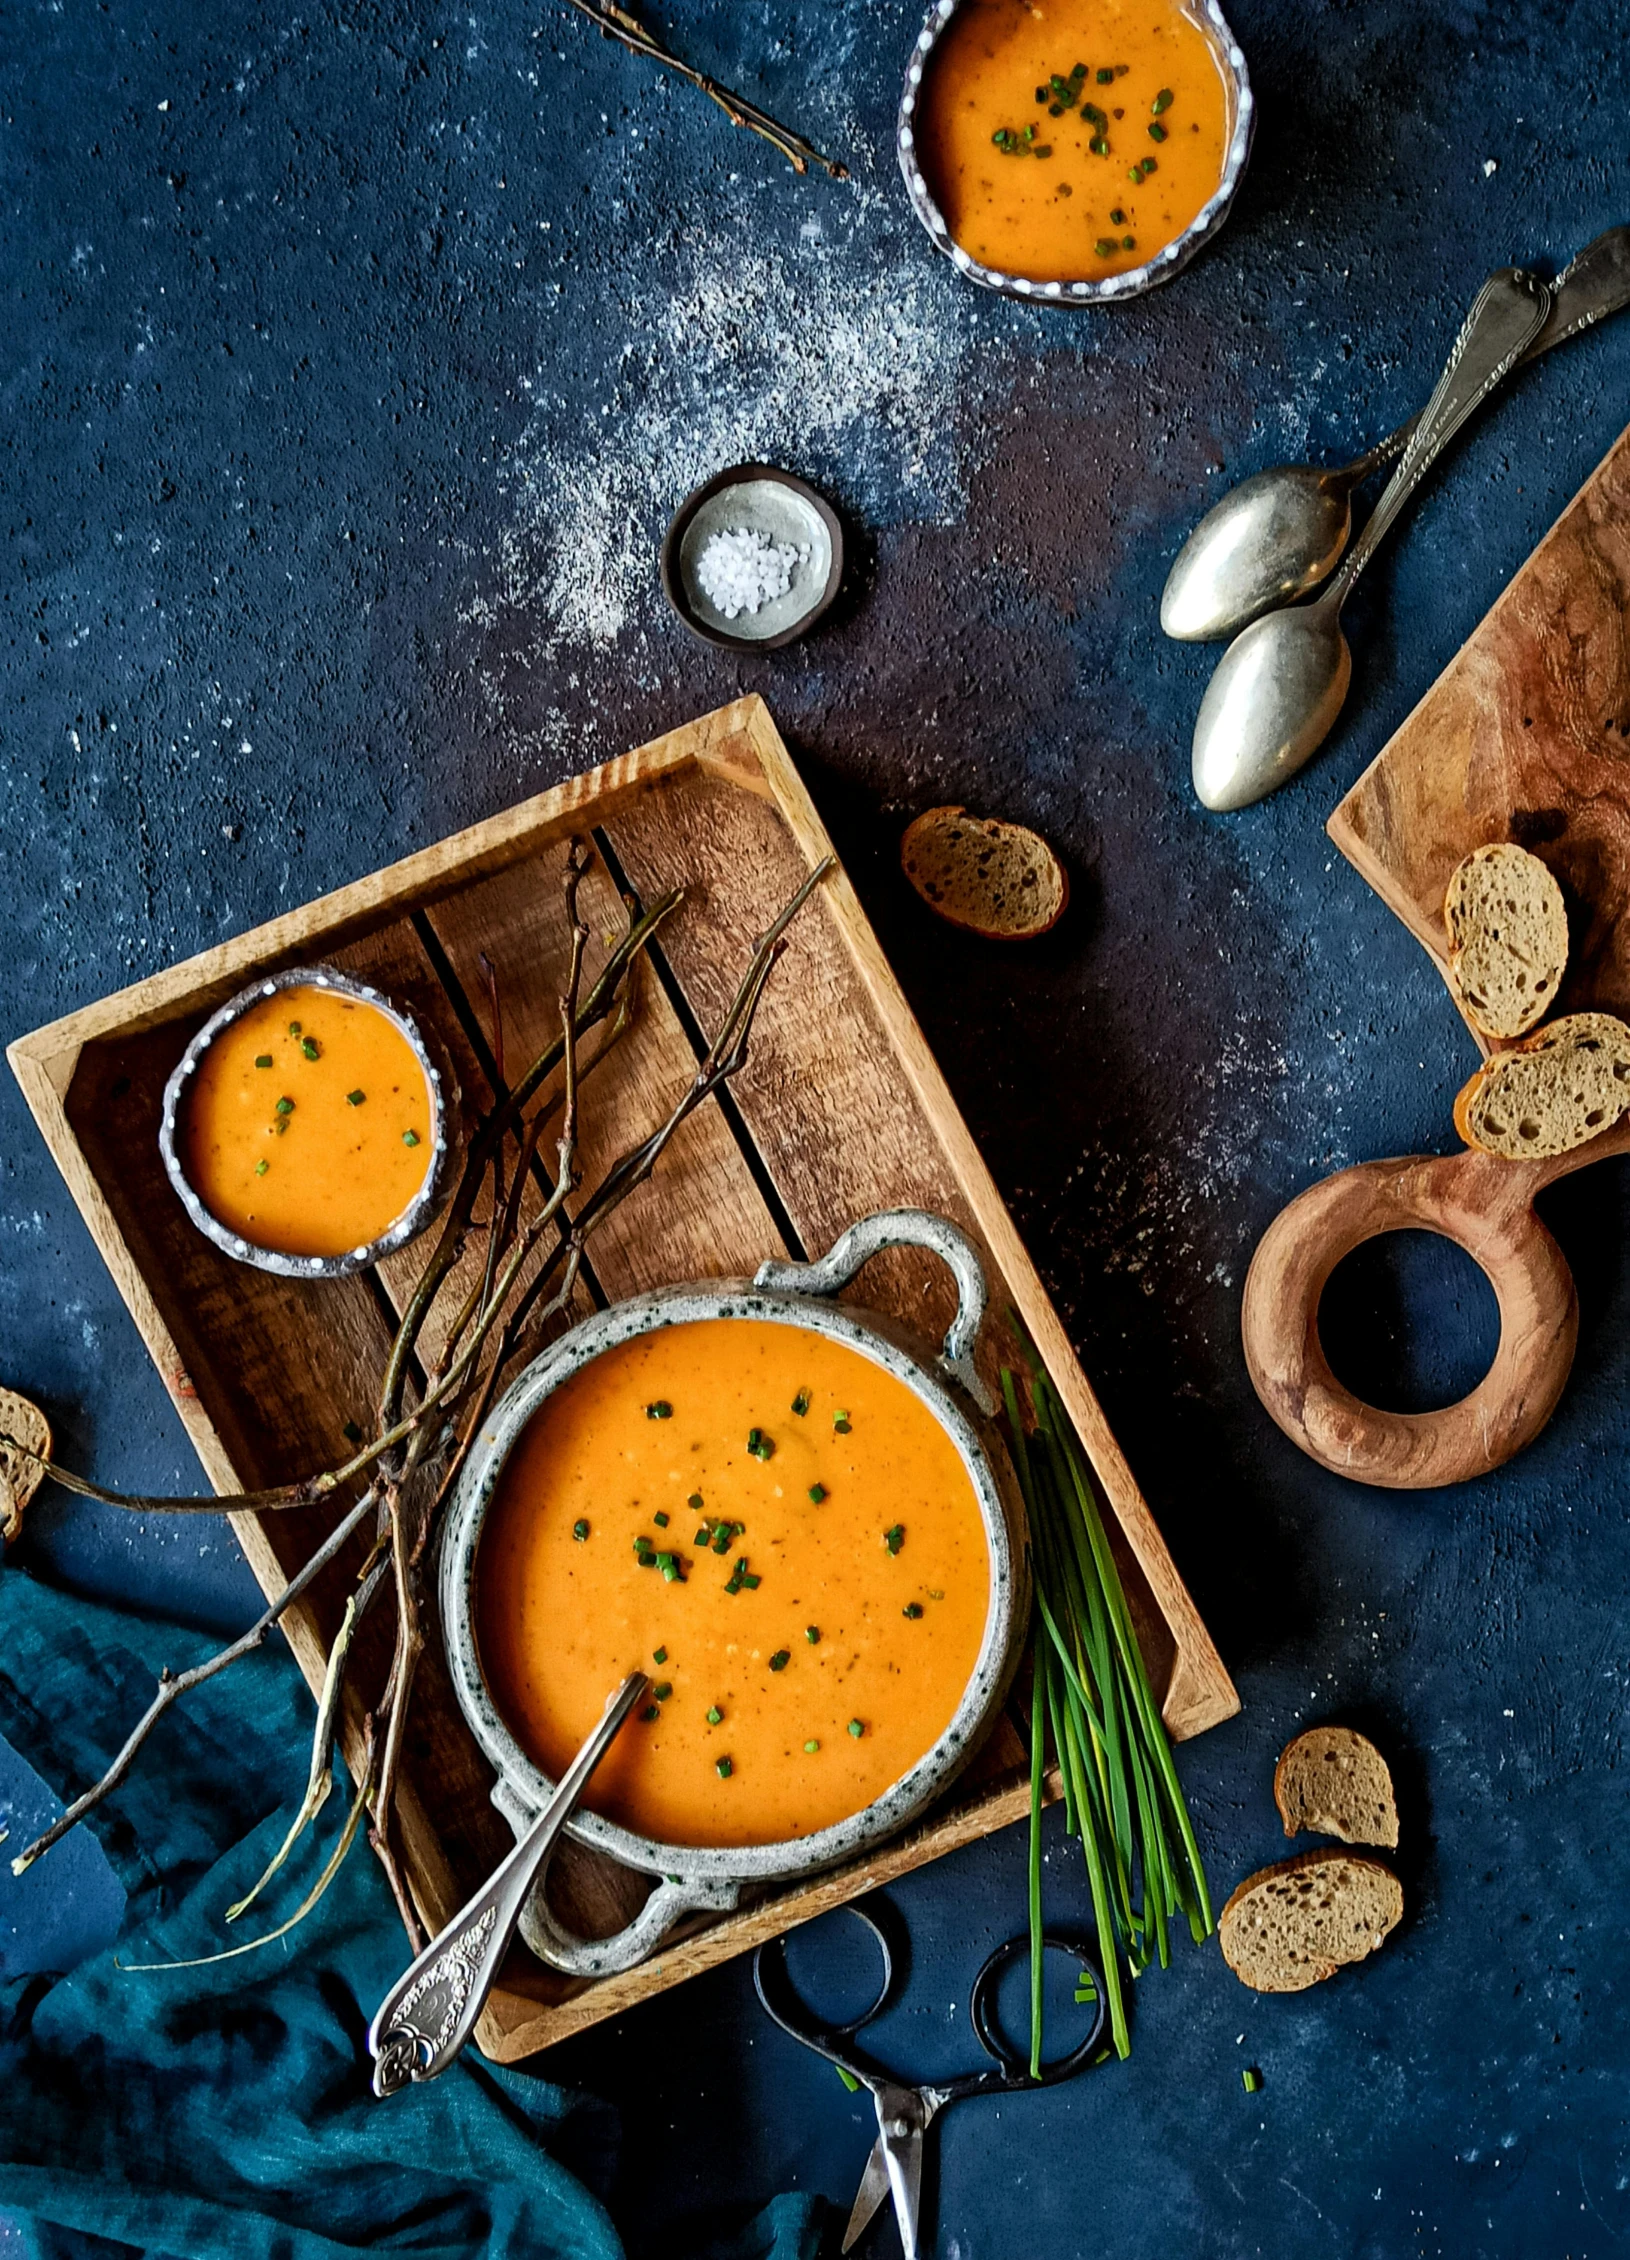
[755,1208,993,1414]
[490,1778,742,1977]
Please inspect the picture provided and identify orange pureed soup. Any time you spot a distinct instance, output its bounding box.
[915,0,1231,284]
[181,984,434,1257]
[475,1320,991,1849]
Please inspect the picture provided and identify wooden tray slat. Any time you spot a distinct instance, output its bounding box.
[9,697,1236,2061]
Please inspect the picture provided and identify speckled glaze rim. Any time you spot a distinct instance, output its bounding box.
[158,963,454,1280]
[896,0,1255,305]
[440,1210,1029,1975]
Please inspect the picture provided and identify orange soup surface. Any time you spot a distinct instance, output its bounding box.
[915,0,1231,283]
[475,1319,992,1849]
[182,983,433,1257]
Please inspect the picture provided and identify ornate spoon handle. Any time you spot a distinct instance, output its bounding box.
[1325,267,1551,611]
[368,1671,648,2097]
[1367,225,1630,467]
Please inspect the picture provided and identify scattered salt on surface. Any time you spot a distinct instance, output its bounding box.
[695,526,808,619]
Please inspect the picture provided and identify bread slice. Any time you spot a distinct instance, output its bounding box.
[0,1386,52,1545]
[900,807,1067,940]
[1454,1010,1630,1160]
[1219,1851,1403,1993]
[1274,1726,1399,1849]
[1444,843,1568,1039]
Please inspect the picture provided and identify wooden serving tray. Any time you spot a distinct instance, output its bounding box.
[10,696,1236,2059]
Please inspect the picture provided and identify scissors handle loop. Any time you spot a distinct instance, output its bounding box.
[752,1903,897,2076]
[950,1931,1108,2099]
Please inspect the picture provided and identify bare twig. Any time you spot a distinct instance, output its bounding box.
[560,0,848,180]
[10,1487,380,1876]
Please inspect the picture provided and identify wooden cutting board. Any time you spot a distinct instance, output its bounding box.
[1329,423,1630,1050]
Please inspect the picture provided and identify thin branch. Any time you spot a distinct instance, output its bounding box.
[11,1487,379,1876]
[560,0,848,180]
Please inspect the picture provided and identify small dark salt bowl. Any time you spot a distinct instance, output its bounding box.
[661,464,844,652]
[158,963,455,1281]
[896,0,1255,305]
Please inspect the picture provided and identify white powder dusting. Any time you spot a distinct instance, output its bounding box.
[694,526,808,618]
[460,177,976,682]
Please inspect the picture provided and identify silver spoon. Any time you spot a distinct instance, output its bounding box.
[1162,226,1630,643]
[368,1670,647,2097]
[1191,267,1552,814]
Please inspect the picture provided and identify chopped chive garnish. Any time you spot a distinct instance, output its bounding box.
[805,1739,820,1754]
[1128,164,1143,181]
[402,1128,420,1147]
[884,1524,905,1556]
[1075,1970,1098,2003]
[1148,120,1167,141]
[716,1756,733,1778]
[833,1410,851,1435]
[791,1390,810,1417]
[688,1492,704,1510]
[928,1587,945,1601]
[805,1625,820,1644]
[1034,85,1047,101]
[808,1483,827,1504]
[847,1719,864,1738]
[903,1602,924,1619]
[742,1572,761,1590]
[657,1552,683,1582]
[1122,235,1136,250]
[652,1681,672,1702]
[1033,144,1052,157]
[1110,206,1126,223]
[1243,2068,1262,2094]
[275,1096,294,1115]
[287,1021,301,1036]
[713,1530,732,1555]
[707,1705,723,1725]
[640,1704,660,1723]
[1091,137,1110,155]
[254,1158,269,1176]
[653,1646,667,1664]
[654,1510,669,1528]
[1095,237,1117,256]
[1142,154,1157,172]
[646,1401,672,1421]
[746,1427,773,1460]
[254,1054,273,1069]
[342,1420,362,1444]
[1048,101,1063,115]
[694,1528,711,1547]
[1096,65,1113,81]
[768,1649,790,1672]
[1070,61,1086,79]
[572,1518,590,1541]
[346,1088,365,1106]
[300,1037,319,1060]
[1152,86,1174,113]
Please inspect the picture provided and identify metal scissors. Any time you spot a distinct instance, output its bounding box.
[753,1902,1107,2258]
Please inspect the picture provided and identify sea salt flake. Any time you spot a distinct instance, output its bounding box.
[695,526,808,620]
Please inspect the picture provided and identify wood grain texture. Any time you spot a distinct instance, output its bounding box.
[8,695,1235,2059]
[1330,423,1630,1054]
[1242,1115,1630,1487]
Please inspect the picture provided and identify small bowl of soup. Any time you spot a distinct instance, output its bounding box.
[898,0,1254,303]
[441,1208,1029,1977]
[159,965,454,1279]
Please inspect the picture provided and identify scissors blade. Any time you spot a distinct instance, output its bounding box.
[841,2134,891,2255]
[874,2084,932,2260]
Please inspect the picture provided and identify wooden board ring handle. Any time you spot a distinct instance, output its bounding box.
[1242,1119,1630,1489]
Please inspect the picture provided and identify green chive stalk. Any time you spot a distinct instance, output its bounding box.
[1003,1358,1214,2073]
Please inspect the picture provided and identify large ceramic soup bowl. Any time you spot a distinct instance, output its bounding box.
[441,1209,1029,1976]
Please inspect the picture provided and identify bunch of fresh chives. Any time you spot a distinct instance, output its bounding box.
[1002,1359,1214,2070]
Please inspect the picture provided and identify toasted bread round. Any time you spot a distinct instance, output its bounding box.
[0,1387,52,1545]
[1454,1010,1630,1160]
[1274,1726,1399,1849]
[1444,843,1568,1040]
[900,807,1067,940]
[1219,1850,1403,1993]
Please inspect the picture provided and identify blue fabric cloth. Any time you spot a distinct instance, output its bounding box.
[0,1567,821,2260]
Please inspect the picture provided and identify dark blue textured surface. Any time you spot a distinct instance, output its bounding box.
[3,0,1629,2252]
